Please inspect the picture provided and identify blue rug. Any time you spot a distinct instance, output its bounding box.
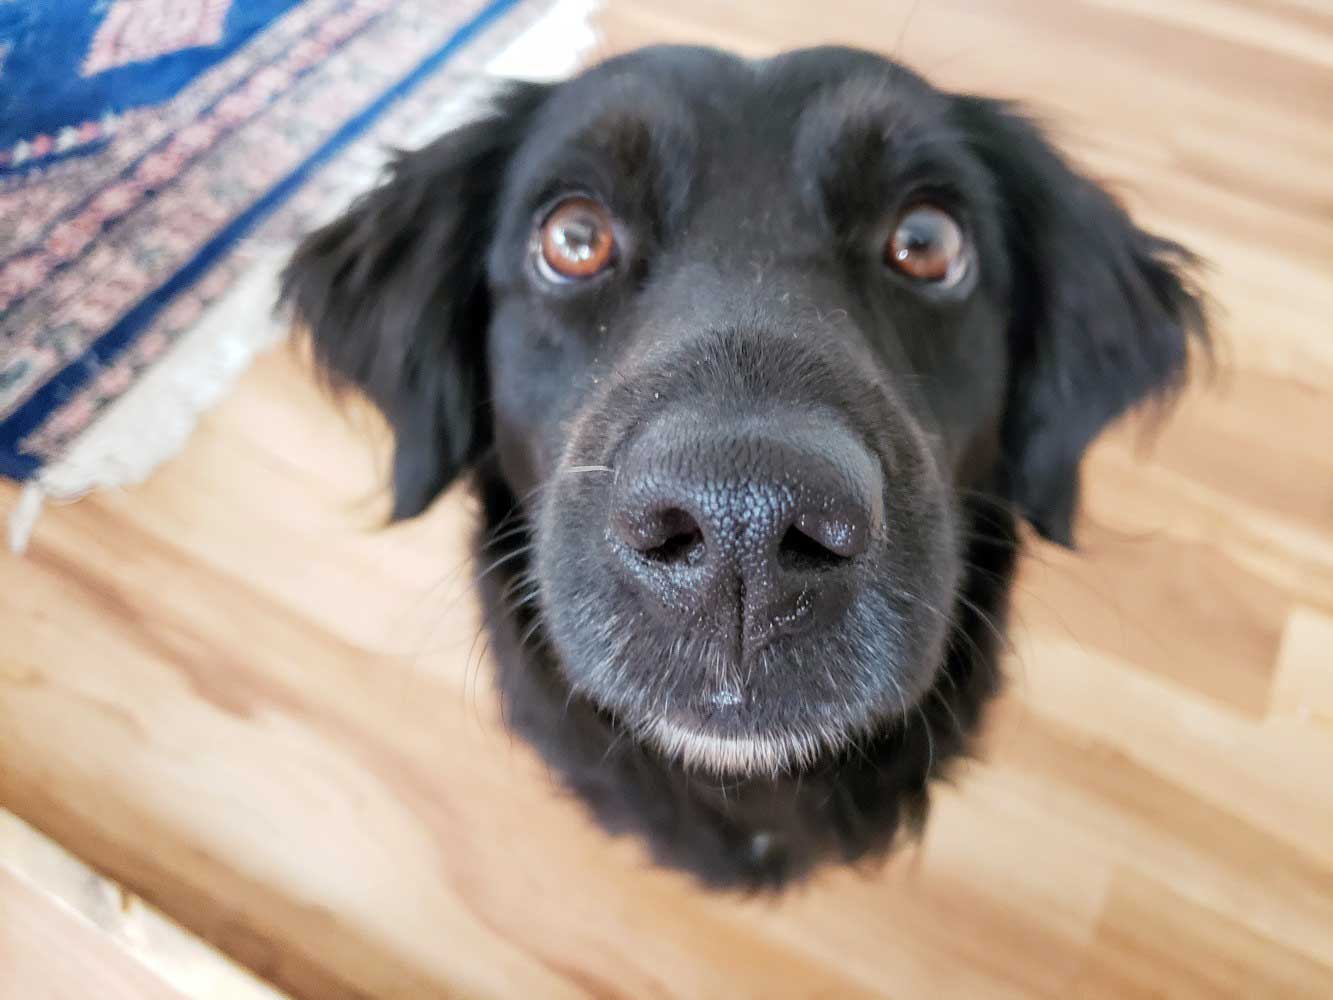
[0,0,536,482]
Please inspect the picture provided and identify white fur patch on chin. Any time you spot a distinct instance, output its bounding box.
[644,719,831,777]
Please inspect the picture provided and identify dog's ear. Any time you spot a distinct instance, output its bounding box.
[282,82,548,520]
[954,97,1208,546]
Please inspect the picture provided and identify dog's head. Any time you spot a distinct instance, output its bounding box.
[285,46,1205,780]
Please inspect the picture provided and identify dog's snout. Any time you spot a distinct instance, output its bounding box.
[607,415,882,650]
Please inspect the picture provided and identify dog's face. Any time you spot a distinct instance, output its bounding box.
[285,47,1204,782]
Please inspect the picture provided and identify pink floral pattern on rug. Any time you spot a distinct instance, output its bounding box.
[4,0,544,469]
[83,0,236,76]
[1,2,376,317]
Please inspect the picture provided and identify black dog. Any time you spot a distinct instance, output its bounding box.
[282,46,1207,888]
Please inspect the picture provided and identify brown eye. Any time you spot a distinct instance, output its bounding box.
[886,204,967,286]
[537,197,615,281]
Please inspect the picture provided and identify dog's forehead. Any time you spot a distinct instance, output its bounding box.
[529,45,950,175]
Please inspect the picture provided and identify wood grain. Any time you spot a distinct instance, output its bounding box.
[0,864,188,1000]
[0,809,285,1000]
[3,1,1332,996]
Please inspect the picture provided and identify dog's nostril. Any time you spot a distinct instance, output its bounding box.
[627,507,706,566]
[777,512,868,571]
[643,527,706,565]
[777,524,848,571]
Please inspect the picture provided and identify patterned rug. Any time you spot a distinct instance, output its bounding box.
[1,0,596,546]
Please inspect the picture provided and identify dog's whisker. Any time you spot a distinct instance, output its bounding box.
[915,702,936,776]
[470,545,533,592]
[517,615,547,658]
[479,522,533,553]
[500,569,539,606]
[928,685,966,741]
[951,590,1017,659]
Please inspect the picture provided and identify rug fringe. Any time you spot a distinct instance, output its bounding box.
[8,483,43,554]
[8,0,602,554]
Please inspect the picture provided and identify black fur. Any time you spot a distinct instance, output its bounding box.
[952,97,1206,544]
[282,83,548,519]
[282,46,1207,888]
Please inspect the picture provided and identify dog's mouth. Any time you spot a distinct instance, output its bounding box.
[535,576,952,777]
[599,683,859,777]
[643,715,837,777]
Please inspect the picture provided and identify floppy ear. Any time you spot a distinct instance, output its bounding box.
[954,97,1209,546]
[281,82,548,520]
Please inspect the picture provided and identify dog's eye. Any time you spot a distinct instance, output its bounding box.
[537,197,615,281]
[886,205,966,286]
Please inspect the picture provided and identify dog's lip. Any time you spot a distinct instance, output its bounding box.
[659,688,750,731]
[641,693,842,776]
[642,716,831,776]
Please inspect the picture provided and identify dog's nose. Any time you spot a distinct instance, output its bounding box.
[607,417,882,649]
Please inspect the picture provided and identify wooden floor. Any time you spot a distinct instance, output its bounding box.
[4,1,1333,996]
